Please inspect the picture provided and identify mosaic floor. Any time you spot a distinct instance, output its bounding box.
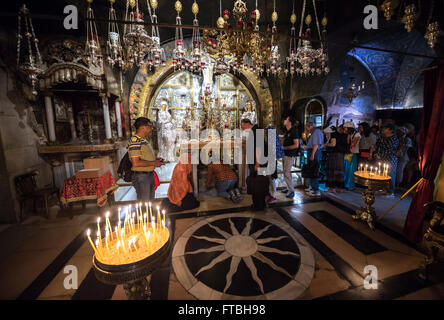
[1,191,443,300]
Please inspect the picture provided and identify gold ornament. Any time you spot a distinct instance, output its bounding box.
[129,0,136,8]
[150,0,158,10]
[109,0,115,4]
[322,16,328,27]
[255,9,261,22]
[87,0,93,4]
[192,1,199,16]
[425,22,440,48]
[305,14,312,26]
[402,4,417,33]
[290,13,297,25]
[175,0,182,13]
[271,11,278,23]
[217,16,225,28]
[233,0,247,21]
[380,0,399,21]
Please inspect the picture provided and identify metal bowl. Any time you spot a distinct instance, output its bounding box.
[354,172,391,191]
[93,224,172,286]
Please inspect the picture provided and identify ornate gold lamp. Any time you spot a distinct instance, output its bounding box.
[352,164,391,230]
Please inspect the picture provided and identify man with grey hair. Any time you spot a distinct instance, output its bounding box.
[304,122,324,197]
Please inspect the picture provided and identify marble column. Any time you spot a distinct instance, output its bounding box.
[101,94,112,143]
[115,99,123,138]
[44,95,56,143]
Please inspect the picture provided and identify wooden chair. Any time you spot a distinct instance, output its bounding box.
[418,201,444,279]
[14,171,61,221]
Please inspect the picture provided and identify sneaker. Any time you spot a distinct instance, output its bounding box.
[286,192,295,198]
[267,196,277,204]
[281,189,289,194]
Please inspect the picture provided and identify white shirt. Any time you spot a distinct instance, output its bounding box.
[350,132,361,154]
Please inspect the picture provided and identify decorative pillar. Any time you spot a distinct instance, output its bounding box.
[44,95,56,143]
[115,99,123,138]
[101,93,113,143]
[67,103,78,141]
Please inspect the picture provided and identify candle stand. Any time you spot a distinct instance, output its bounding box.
[92,221,172,300]
[352,171,391,230]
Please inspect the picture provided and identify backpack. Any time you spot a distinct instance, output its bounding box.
[117,152,133,182]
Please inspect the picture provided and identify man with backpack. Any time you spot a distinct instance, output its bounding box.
[127,117,164,201]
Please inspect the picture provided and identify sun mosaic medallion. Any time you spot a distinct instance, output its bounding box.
[172,213,315,300]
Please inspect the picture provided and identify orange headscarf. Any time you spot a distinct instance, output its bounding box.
[168,153,193,206]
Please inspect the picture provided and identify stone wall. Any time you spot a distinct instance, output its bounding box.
[0,68,52,223]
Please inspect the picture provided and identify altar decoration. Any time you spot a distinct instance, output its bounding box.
[60,171,118,207]
[352,162,391,230]
[89,203,172,300]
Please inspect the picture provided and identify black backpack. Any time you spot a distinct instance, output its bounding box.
[117,152,133,182]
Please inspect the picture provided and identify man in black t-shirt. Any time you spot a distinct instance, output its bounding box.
[281,116,300,198]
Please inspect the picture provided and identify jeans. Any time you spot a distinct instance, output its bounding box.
[216,179,237,199]
[388,162,398,194]
[307,149,322,191]
[283,156,295,192]
[396,159,408,187]
[132,171,155,201]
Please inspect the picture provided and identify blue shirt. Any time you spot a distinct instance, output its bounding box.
[306,128,324,149]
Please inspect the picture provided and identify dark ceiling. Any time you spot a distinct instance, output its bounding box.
[1,0,443,58]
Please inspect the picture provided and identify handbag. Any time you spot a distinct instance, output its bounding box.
[344,153,353,161]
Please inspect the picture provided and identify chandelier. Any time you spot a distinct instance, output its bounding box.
[123,0,156,69]
[401,3,418,33]
[173,1,187,71]
[286,8,298,77]
[339,78,365,104]
[146,0,166,71]
[202,0,277,76]
[339,50,364,104]
[84,0,103,67]
[189,1,206,74]
[106,0,125,68]
[294,0,329,77]
[380,0,399,21]
[265,1,282,77]
[16,4,45,95]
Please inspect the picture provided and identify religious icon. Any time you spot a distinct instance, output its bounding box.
[156,99,177,162]
[240,100,257,125]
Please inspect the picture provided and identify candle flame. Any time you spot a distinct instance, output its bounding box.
[97,217,101,223]
[87,229,91,237]
[149,202,152,207]
[106,211,110,218]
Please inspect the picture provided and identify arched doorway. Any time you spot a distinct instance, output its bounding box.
[305,98,325,128]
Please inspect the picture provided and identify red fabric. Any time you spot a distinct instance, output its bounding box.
[153,171,160,190]
[404,64,444,243]
[61,171,118,207]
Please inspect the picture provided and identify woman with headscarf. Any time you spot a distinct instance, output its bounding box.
[161,153,200,212]
[324,126,347,193]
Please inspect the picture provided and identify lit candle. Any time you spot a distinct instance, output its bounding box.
[162,210,166,226]
[135,203,139,229]
[149,202,153,222]
[370,166,373,174]
[152,217,156,232]
[144,213,147,229]
[105,229,110,253]
[378,162,381,173]
[145,202,149,223]
[105,211,113,241]
[95,238,103,262]
[143,225,150,249]
[360,163,363,172]
[97,217,101,241]
[365,164,368,173]
[86,229,100,257]
[116,240,122,264]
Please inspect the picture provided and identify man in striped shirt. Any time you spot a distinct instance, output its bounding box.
[128,117,164,201]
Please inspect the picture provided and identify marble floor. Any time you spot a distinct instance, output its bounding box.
[0,190,443,300]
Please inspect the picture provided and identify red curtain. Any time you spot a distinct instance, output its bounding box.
[404,64,444,243]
